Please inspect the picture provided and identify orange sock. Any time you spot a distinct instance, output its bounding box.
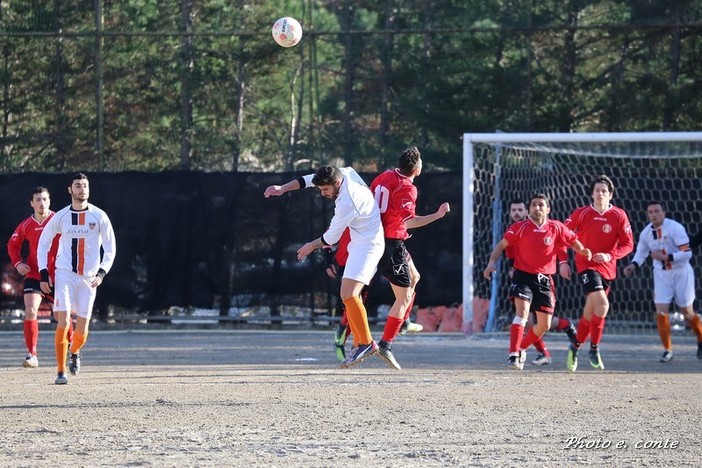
[343,296,373,344]
[70,331,88,355]
[687,314,702,342]
[657,314,672,351]
[55,327,69,373]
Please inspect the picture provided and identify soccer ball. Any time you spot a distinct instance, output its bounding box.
[272,17,303,48]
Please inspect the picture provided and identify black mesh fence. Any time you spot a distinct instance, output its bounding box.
[0,171,463,320]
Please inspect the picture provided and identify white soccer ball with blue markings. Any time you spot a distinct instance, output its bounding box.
[272,17,303,48]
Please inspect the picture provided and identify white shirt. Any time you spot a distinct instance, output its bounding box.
[303,167,383,247]
[631,217,691,270]
[37,204,117,277]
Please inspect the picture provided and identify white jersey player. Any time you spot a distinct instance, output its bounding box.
[37,172,117,385]
[623,201,702,362]
[264,165,383,368]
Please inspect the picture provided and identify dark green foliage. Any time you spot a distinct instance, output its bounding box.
[0,0,701,173]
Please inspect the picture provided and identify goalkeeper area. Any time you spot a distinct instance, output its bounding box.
[463,132,702,333]
[1,330,699,466]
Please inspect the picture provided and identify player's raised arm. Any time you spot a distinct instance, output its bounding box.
[264,174,313,198]
[404,202,451,230]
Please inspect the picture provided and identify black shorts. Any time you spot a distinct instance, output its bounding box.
[378,239,412,287]
[23,278,43,294]
[578,269,611,295]
[509,270,555,314]
[23,278,53,301]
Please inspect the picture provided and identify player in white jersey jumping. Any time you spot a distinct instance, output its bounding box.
[264,165,385,368]
[623,201,702,362]
[37,173,117,385]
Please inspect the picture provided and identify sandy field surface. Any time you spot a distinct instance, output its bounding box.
[0,329,699,467]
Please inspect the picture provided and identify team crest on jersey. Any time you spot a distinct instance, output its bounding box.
[543,236,553,245]
[602,224,612,233]
[89,222,96,230]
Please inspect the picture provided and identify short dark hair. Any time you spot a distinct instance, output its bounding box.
[508,199,526,209]
[647,200,666,211]
[311,165,341,186]
[530,193,551,208]
[398,146,421,176]
[31,186,50,199]
[590,174,615,195]
[69,172,88,186]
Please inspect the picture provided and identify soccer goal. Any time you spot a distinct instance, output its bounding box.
[463,132,702,333]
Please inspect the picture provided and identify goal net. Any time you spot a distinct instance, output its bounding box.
[463,132,702,334]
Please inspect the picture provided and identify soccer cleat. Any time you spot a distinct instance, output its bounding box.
[339,347,357,368]
[659,350,674,363]
[507,355,520,369]
[333,324,348,362]
[55,372,68,385]
[399,321,423,335]
[531,353,551,366]
[69,353,81,376]
[378,343,401,370]
[22,354,39,368]
[507,352,525,370]
[697,343,702,360]
[567,345,578,373]
[565,324,578,347]
[344,341,379,368]
[588,349,605,370]
[518,350,527,370]
[333,343,346,362]
[334,324,349,346]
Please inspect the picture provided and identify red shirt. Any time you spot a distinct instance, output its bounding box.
[7,212,59,280]
[334,228,351,266]
[504,219,578,275]
[564,205,633,279]
[370,169,417,240]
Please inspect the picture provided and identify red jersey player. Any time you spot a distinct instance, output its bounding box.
[484,193,591,370]
[370,147,450,370]
[6,186,66,368]
[562,175,633,372]
[503,199,578,367]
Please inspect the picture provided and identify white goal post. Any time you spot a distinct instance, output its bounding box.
[463,132,702,333]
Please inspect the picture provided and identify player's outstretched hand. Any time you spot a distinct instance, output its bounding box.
[623,264,636,277]
[297,241,316,260]
[264,185,284,198]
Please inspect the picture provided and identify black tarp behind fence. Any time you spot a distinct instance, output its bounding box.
[0,172,463,320]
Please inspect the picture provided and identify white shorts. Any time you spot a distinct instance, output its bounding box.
[53,269,97,319]
[342,237,384,286]
[653,264,695,307]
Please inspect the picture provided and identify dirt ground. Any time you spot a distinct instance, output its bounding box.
[0,328,699,467]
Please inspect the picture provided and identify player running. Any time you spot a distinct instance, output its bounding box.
[562,175,633,372]
[503,199,577,367]
[623,201,702,362]
[6,186,69,368]
[484,193,591,370]
[38,173,117,385]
